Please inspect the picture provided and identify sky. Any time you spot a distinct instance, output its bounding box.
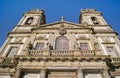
[0,0,120,47]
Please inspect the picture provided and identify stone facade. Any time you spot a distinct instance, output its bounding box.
[0,9,120,78]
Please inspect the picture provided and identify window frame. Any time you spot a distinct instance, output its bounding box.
[22,72,40,78]
[6,46,19,57]
[106,46,117,57]
[35,43,44,50]
[55,36,69,50]
[80,43,90,50]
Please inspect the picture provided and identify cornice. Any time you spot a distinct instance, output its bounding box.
[7,31,31,35]
[94,31,118,35]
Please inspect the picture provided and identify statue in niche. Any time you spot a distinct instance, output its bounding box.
[59,27,67,35]
[45,42,49,50]
[59,23,67,35]
[27,42,33,50]
[49,44,53,50]
[94,42,99,49]
[74,42,81,50]
[46,42,53,50]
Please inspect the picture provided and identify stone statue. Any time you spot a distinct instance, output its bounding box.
[94,42,99,49]
[46,42,53,50]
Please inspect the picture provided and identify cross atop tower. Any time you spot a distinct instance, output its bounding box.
[60,16,65,22]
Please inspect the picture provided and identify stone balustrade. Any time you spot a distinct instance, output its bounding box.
[28,50,100,56]
[78,50,95,56]
[0,57,16,66]
[0,51,120,67]
[29,50,44,56]
[2,58,13,64]
[111,58,120,65]
[50,50,74,56]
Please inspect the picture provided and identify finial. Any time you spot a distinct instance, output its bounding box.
[60,16,65,22]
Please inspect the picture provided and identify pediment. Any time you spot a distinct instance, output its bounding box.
[39,21,82,29]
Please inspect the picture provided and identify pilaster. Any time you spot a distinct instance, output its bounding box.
[77,69,83,78]
[15,68,21,78]
[103,69,111,78]
[40,69,46,78]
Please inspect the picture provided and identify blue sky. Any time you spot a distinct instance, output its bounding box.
[0,0,120,46]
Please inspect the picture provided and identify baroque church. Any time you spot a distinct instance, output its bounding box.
[0,9,120,78]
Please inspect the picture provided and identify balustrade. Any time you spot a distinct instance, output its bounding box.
[79,50,95,56]
[0,57,15,65]
[29,50,44,56]
[111,58,120,64]
[50,50,74,56]
[28,50,100,56]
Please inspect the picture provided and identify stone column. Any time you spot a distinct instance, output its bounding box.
[103,70,111,78]
[11,75,15,78]
[15,69,21,78]
[40,69,46,78]
[77,69,83,78]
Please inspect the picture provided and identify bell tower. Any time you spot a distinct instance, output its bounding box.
[12,9,46,32]
[18,9,46,25]
[79,9,108,25]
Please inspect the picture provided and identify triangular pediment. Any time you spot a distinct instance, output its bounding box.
[39,21,82,29]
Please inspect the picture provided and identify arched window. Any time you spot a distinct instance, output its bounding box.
[25,17,33,25]
[91,17,99,25]
[55,36,69,50]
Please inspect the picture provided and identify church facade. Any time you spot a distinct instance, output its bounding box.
[0,9,120,78]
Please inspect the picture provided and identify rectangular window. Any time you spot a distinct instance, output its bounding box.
[84,73,101,78]
[35,43,44,50]
[80,43,89,50]
[115,76,120,78]
[106,46,117,57]
[7,47,18,57]
[22,72,40,78]
[0,76,10,78]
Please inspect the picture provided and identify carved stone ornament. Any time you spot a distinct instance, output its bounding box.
[102,37,110,42]
[59,27,67,35]
[14,37,23,43]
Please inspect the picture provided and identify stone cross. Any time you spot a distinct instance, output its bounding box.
[60,16,65,21]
